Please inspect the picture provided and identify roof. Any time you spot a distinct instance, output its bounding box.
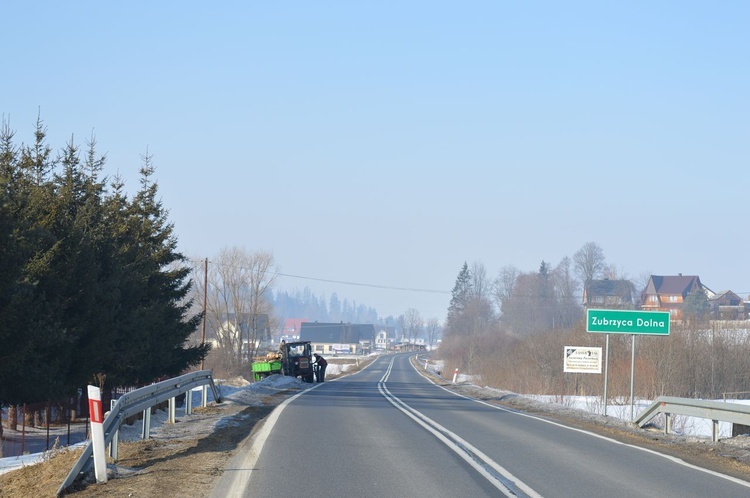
[708,290,742,303]
[586,279,633,298]
[643,275,711,297]
[283,318,308,334]
[299,322,376,344]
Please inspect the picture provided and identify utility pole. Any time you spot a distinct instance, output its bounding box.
[201,257,208,370]
[201,258,209,407]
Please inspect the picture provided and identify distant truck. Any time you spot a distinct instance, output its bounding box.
[251,340,315,383]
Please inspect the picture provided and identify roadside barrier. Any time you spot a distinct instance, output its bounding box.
[635,396,750,442]
[57,370,221,496]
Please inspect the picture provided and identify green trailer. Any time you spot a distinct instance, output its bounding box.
[251,341,315,383]
[251,359,282,381]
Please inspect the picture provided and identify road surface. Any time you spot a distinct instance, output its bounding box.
[214,353,750,497]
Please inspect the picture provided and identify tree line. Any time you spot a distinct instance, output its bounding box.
[0,117,208,407]
[438,243,748,399]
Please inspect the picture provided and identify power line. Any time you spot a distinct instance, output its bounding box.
[189,259,450,295]
[272,271,451,295]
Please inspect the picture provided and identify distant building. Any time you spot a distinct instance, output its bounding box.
[640,274,714,320]
[373,325,397,350]
[299,322,376,355]
[583,279,635,309]
[281,318,308,340]
[709,291,747,320]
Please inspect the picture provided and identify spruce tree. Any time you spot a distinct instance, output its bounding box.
[51,136,120,390]
[9,120,70,402]
[446,262,471,334]
[109,151,207,384]
[0,118,24,404]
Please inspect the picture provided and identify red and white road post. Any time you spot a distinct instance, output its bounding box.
[87,385,108,483]
[452,368,459,383]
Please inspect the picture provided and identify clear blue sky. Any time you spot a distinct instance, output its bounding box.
[3,1,749,321]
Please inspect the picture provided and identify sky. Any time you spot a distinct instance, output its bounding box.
[3,1,749,321]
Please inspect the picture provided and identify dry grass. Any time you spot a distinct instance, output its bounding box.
[0,446,84,497]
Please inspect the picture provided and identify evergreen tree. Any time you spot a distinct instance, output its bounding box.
[108,151,207,384]
[683,287,710,324]
[446,262,471,334]
[51,135,120,390]
[0,119,212,405]
[7,121,69,402]
[537,260,554,329]
[0,118,25,404]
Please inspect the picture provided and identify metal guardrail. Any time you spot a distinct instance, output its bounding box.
[57,370,222,496]
[635,396,750,442]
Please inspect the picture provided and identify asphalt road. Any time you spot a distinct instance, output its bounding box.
[215,353,750,498]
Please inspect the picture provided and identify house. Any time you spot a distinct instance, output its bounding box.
[299,322,376,355]
[640,274,714,320]
[374,325,397,350]
[583,279,635,309]
[214,313,271,361]
[709,291,747,320]
[281,318,308,340]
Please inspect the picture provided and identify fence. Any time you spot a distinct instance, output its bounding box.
[1,398,90,458]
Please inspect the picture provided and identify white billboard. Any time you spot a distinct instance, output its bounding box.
[563,346,602,374]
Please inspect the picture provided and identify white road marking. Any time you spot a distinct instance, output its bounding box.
[411,354,750,491]
[379,357,543,498]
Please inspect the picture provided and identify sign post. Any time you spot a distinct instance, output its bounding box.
[586,309,670,419]
[604,334,609,416]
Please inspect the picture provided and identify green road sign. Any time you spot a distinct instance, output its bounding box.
[586,309,671,335]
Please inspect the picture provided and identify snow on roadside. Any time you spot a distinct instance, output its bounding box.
[423,356,750,441]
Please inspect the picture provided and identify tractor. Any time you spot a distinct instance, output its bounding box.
[252,340,315,383]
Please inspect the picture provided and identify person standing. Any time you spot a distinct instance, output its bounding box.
[313,353,328,382]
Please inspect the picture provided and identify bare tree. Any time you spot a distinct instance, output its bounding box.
[199,247,277,372]
[635,270,653,298]
[471,262,491,301]
[425,317,441,349]
[573,242,607,287]
[552,256,581,328]
[245,250,277,359]
[404,308,423,347]
[397,314,406,342]
[494,265,519,315]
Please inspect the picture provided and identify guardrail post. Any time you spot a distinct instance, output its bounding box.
[713,420,719,442]
[186,389,193,415]
[110,425,119,461]
[108,400,119,461]
[168,397,176,424]
[665,413,671,435]
[142,408,151,440]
